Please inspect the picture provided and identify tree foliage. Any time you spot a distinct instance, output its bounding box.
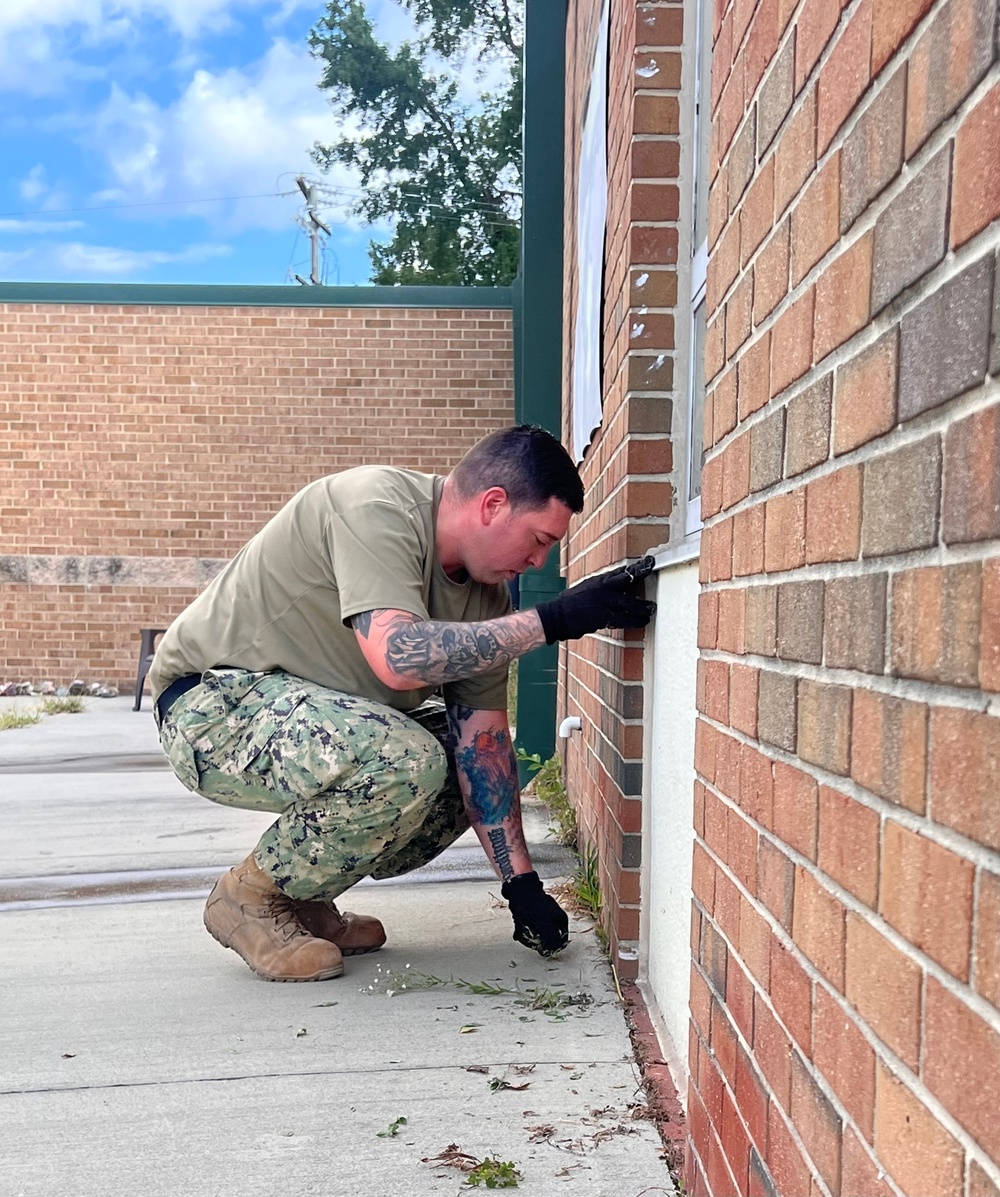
[309,0,523,286]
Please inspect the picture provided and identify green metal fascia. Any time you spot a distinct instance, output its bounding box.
[516,0,566,433]
[0,282,512,309]
[514,0,568,780]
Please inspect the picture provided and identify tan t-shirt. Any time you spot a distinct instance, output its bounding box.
[150,467,512,711]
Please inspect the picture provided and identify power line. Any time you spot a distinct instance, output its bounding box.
[0,183,521,233]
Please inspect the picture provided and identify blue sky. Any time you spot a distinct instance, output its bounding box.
[0,0,426,286]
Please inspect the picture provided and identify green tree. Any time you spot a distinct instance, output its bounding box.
[308,0,523,285]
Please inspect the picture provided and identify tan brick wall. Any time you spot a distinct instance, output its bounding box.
[0,302,513,689]
[690,0,1000,1194]
[561,0,683,982]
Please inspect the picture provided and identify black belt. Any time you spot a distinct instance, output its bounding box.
[155,673,203,726]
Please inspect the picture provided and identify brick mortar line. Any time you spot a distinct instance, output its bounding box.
[701,535,1000,586]
[576,475,677,526]
[712,38,1000,352]
[564,640,646,678]
[679,1041,744,1195]
[690,936,838,1197]
[813,1,999,195]
[708,208,1000,454]
[689,947,902,1197]
[706,229,1000,468]
[695,718,1000,1003]
[572,492,671,526]
[563,698,645,783]
[708,220,1000,469]
[565,520,672,570]
[713,0,811,186]
[703,404,1000,544]
[708,359,1000,485]
[566,526,673,570]
[562,742,641,818]
[621,389,676,402]
[564,676,646,732]
[688,949,817,1195]
[696,828,1000,1188]
[697,770,1000,1032]
[698,644,999,717]
[562,707,638,771]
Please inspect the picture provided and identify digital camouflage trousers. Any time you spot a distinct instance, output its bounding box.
[157,669,467,900]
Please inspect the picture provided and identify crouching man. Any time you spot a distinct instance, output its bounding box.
[151,425,655,982]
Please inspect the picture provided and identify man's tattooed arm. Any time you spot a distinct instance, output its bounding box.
[351,607,546,691]
[446,703,533,884]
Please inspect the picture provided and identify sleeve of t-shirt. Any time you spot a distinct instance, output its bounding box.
[326,502,431,626]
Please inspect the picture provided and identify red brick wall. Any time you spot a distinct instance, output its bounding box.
[0,302,513,689]
[561,0,681,977]
[690,1,1000,1194]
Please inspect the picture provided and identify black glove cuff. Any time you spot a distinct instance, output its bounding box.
[501,870,543,900]
[534,603,560,646]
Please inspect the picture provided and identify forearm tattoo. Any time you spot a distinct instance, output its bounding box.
[488,827,515,882]
[352,609,543,685]
[456,725,518,824]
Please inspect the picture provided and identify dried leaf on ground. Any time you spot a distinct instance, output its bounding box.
[421,1144,481,1173]
[490,1077,531,1092]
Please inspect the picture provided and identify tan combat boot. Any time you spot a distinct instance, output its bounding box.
[295,899,387,956]
[203,854,344,982]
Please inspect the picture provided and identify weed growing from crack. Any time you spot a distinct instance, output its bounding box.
[516,749,576,849]
[376,1116,407,1138]
[41,697,87,715]
[0,709,41,732]
[466,1157,520,1188]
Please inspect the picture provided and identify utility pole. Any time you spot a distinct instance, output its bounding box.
[295,176,331,285]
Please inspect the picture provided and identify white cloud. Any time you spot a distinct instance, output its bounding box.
[0,233,231,279]
[0,0,285,92]
[0,218,85,233]
[15,165,73,214]
[86,38,362,233]
[0,0,260,42]
[0,249,34,271]
[52,239,232,275]
[19,166,47,200]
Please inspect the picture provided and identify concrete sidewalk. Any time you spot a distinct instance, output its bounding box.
[0,697,675,1197]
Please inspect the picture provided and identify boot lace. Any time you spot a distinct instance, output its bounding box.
[260,892,312,943]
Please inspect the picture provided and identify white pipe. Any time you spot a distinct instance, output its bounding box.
[558,715,582,738]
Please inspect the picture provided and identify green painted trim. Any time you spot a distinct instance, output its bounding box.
[0,282,512,309]
[513,0,568,776]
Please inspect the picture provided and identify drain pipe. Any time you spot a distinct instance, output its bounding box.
[558,715,582,738]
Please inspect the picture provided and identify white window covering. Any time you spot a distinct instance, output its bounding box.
[572,2,609,464]
[685,0,712,535]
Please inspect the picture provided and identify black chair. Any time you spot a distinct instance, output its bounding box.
[133,628,166,711]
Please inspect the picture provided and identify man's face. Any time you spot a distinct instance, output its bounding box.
[473,495,573,584]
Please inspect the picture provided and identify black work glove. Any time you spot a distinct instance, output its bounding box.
[501,871,569,957]
[535,555,656,644]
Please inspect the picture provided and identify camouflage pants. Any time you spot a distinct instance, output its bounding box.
[157,669,468,900]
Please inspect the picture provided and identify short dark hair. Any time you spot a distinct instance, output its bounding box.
[451,425,584,514]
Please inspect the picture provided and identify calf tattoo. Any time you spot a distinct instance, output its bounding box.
[488,827,515,881]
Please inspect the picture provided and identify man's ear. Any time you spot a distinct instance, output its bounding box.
[479,487,509,525]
